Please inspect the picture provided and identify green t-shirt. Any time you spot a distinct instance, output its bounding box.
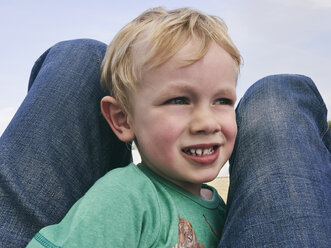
[27,163,226,248]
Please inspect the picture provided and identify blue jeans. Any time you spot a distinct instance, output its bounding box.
[0,39,131,247]
[0,39,330,247]
[220,75,331,247]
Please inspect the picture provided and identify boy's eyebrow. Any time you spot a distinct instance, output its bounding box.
[158,82,236,98]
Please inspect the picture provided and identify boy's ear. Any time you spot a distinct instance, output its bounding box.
[100,96,134,142]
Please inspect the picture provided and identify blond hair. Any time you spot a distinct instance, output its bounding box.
[101,7,241,115]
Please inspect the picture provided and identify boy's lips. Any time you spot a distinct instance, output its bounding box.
[181,143,221,165]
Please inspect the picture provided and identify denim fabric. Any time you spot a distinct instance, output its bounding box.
[220,75,331,247]
[0,39,131,247]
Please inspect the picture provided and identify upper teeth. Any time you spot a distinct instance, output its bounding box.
[185,147,215,156]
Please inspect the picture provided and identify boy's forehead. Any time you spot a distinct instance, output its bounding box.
[146,38,236,74]
[171,37,203,61]
[144,40,237,75]
[139,41,237,93]
[155,37,206,68]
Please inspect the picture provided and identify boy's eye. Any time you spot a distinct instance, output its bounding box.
[165,97,189,105]
[215,98,233,105]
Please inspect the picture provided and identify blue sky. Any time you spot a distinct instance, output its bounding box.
[1,0,331,134]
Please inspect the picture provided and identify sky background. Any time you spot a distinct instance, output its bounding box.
[1,0,331,136]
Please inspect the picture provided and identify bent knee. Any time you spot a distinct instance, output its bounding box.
[248,74,315,99]
[236,74,324,132]
[53,39,107,62]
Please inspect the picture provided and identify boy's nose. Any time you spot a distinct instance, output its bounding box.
[189,108,221,135]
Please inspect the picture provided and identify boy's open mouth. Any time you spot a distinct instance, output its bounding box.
[182,145,220,157]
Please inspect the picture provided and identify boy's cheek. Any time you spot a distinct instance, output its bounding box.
[223,118,237,145]
[233,121,238,138]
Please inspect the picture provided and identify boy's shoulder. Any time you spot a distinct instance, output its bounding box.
[30,163,163,247]
[89,162,157,197]
[58,163,161,228]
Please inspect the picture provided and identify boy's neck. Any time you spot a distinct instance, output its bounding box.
[183,182,213,200]
[141,162,214,200]
[200,187,213,200]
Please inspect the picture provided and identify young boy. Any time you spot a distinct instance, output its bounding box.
[27,7,241,247]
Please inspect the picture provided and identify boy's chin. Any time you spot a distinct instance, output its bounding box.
[193,172,220,184]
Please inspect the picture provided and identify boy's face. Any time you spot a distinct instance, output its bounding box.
[130,41,237,195]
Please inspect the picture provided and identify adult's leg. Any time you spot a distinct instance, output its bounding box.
[220,74,331,247]
[0,39,131,247]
